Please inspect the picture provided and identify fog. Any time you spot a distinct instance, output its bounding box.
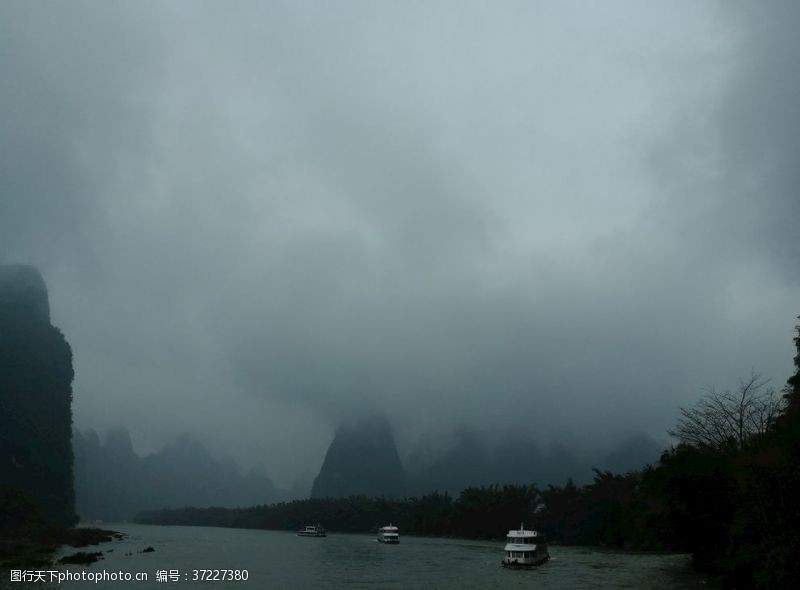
[1,1,798,488]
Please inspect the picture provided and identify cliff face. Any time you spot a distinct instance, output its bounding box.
[0,264,76,527]
[311,415,406,499]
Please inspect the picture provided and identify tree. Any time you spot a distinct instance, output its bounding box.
[782,316,800,418]
[670,373,784,451]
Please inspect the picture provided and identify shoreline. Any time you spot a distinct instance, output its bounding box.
[0,527,125,568]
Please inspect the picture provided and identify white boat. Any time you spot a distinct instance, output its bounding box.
[377,524,399,544]
[297,524,326,537]
[502,524,549,567]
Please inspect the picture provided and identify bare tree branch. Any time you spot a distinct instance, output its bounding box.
[669,372,784,451]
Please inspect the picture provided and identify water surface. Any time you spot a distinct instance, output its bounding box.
[2,524,705,589]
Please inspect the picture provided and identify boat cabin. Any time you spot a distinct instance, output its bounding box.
[502,524,549,567]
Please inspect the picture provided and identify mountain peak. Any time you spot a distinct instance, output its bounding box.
[311,414,406,498]
[0,264,51,322]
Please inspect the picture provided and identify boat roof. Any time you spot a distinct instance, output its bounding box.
[507,523,540,536]
[379,525,399,531]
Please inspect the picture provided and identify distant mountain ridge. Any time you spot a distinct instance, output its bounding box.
[309,415,664,499]
[73,428,280,521]
[403,428,664,495]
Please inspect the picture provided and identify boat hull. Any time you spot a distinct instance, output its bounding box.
[297,525,326,537]
[502,554,549,568]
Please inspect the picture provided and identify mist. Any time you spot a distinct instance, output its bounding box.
[2,1,798,489]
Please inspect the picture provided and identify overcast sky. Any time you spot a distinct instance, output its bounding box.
[1,1,798,487]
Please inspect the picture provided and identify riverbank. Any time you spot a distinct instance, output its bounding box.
[0,527,125,568]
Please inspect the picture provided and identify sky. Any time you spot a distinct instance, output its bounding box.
[1,1,798,488]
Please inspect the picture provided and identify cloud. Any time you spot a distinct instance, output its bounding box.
[1,1,797,486]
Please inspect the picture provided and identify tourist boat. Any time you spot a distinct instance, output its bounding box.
[501,524,549,567]
[377,524,399,544]
[297,524,326,537]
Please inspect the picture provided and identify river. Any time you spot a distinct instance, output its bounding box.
[2,523,706,589]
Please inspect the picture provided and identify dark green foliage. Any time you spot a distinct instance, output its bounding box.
[781,316,800,418]
[539,466,659,551]
[0,265,76,528]
[648,317,800,588]
[726,447,796,588]
[136,476,668,548]
[407,491,453,535]
[724,329,800,590]
[449,485,539,539]
[139,478,665,546]
[651,447,737,569]
[0,486,44,538]
[137,485,542,539]
[541,471,636,547]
